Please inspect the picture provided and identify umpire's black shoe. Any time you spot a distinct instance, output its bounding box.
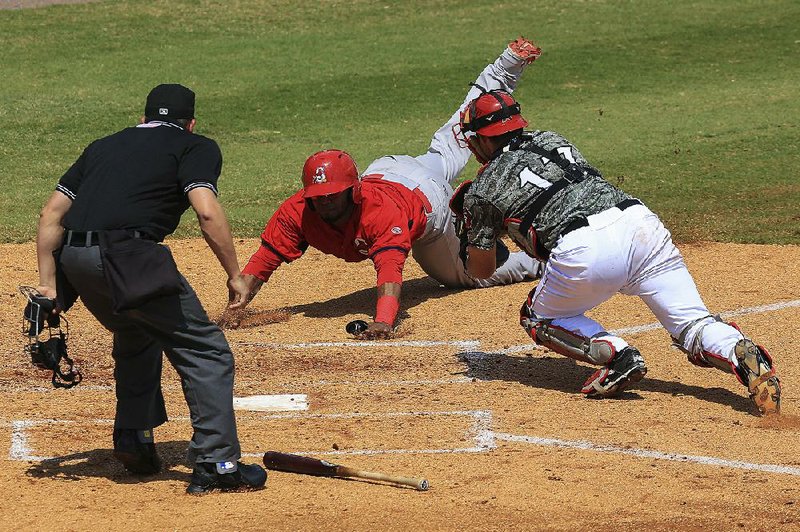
[113,428,162,475]
[186,461,267,495]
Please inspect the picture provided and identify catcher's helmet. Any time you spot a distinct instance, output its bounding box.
[302,149,361,200]
[453,88,528,164]
[459,88,528,139]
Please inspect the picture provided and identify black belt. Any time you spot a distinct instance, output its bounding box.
[561,198,642,237]
[63,230,151,247]
[64,230,100,247]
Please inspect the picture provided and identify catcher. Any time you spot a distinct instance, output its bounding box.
[450,77,781,415]
[240,37,544,338]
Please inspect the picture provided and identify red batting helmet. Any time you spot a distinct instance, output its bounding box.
[301,149,360,199]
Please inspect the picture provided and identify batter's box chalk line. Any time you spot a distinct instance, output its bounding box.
[237,339,481,350]
[8,414,800,478]
[6,410,495,462]
[235,298,800,357]
[478,297,800,355]
[241,410,496,457]
[493,432,800,477]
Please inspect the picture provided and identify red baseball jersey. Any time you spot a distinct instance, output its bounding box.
[243,176,429,286]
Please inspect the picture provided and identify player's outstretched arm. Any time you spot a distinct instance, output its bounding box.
[241,273,265,304]
[357,281,402,340]
[240,195,308,308]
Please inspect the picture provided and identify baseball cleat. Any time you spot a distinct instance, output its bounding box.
[581,346,648,398]
[734,339,781,415]
[508,36,542,64]
[186,461,267,495]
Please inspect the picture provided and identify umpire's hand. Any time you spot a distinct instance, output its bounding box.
[227,274,250,309]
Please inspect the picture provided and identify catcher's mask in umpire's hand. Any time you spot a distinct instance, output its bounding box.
[19,286,82,389]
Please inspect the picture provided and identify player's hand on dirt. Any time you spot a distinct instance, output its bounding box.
[356,321,393,340]
[241,273,264,303]
[227,274,250,309]
[508,36,542,64]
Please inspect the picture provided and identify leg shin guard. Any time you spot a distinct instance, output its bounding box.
[672,315,736,374]
[520,301,616,365]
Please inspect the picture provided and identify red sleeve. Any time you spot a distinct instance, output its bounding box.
[242,242,283,282]
[360,190,413,285]
[362,192,414,258]
[242,192,309,281]
[372,248,406,285]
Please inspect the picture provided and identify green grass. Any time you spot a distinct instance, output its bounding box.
[1,0,798,243]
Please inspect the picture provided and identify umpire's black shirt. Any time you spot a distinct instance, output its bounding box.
[57,121,222,242]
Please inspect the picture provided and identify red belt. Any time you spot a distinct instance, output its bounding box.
[412,187,433,214]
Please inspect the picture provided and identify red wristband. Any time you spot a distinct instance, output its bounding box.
[375,295,400,325]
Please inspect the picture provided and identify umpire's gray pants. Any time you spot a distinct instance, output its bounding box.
[59,244,241,465]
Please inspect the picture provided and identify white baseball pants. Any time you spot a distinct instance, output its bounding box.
[529,203,745,366]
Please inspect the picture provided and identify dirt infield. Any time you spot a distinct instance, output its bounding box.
[1,239,799,530]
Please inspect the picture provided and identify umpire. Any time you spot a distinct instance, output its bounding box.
[34,84,267,494]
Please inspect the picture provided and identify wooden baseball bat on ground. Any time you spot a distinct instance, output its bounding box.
[263,451,429,491]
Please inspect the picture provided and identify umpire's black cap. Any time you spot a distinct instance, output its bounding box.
[145,83,195,119]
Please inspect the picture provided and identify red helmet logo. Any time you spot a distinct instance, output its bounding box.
[302,149,360,198]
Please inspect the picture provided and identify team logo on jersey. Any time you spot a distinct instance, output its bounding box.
[391,226,402,235]
[312,167,327,184]
[354,237,369,255]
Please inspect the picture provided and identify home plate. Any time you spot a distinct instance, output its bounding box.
[233,394,308,411]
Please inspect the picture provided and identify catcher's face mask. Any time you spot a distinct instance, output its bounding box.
[453,85,529,164]
[20,286,81,389]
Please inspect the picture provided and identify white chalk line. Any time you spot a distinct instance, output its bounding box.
[611,298,800,336]
[3,376,474,395]
[7,410,494,462]
[9,420,53,461]
[9,412,800,479]
[233,298,800,356]
[492,297,800,354]
[10,298,797,393]
[493,432,800,476]
[7,298,799,472]
[237,339,480,350]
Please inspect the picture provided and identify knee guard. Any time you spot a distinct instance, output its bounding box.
[519,299,616,365]
[672,314,736,374]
